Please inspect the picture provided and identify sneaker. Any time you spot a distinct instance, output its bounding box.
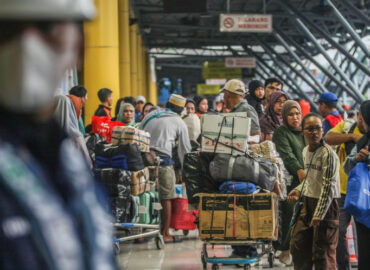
[279,250,292,265]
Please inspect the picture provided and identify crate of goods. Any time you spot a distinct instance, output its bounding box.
[112,126,150,153]
[198,193,278,240]
[170,198,198,231]
[131,167,150,196]
[200,112,251,154]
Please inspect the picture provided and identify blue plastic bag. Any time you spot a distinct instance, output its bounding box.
[218,181,257,194]
[344,162,370,228]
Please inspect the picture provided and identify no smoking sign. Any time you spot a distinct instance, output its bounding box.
[223,17,234,29]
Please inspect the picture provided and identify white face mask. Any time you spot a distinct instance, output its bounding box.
[0,29,77,113]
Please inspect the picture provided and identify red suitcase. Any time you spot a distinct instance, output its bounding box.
[170,198,198,233]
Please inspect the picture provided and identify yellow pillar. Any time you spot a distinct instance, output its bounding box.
[84,0,120,124]
[119,0,131,98]
[137,34,143,96]
[130,24,138,97]
[148,57,158,105]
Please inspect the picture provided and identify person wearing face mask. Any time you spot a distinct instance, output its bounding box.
[272,101,306,265]
[259,91,288,142]
[0,1,117,269]
[246,79,265,118]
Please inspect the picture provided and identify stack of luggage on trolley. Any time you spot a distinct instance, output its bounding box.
[86,125,163,251]
[183,112,288,269]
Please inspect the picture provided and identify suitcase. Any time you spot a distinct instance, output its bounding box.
[138,192,151,224]
[149,191,161,224]
[130,195,140,223]
[170,198,198,231]
[111,197,131,223]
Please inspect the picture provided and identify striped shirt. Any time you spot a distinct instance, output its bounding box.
[295,143,340,219]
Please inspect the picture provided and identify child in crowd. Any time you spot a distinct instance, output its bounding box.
[288,113,340,270]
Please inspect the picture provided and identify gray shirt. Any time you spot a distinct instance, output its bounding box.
[231,99,261,135]
[139,109,191,166]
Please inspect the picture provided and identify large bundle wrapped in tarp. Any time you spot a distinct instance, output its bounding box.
[209,153,277,191]
[183,152,219,207]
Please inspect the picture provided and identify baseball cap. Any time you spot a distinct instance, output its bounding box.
[314,92,338,105]
[136,95,146,104]
[221,79,246,96]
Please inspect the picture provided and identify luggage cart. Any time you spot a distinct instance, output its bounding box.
[113,223,164,254]
[201,239,274,270]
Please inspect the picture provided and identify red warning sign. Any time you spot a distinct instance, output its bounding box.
[223,17,235,29]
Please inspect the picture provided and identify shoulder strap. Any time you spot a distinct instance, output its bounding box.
[142,111,168,129]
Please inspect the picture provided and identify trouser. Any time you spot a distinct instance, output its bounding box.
[355,221,370,270]
[273,200,294,251]
[337,194,352,270]
[290,196,339,270]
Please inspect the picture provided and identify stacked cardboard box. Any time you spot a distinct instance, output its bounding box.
[200,113,251,155]
[198,193,278,240]
[131,167,151,195]
[112,126,151,152]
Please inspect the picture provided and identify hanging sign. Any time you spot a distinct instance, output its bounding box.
[220,14,272,32]
[197,84,220,95]
[206,79,227,85]
[202,61,242,79]
[225,57,256,68]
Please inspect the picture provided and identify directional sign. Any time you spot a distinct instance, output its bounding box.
[225,57,256,68]
[220,14,272,32]
[197,84,221,95]
[202,61,242,79]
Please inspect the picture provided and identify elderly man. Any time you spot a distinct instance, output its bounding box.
[0,1,116,269]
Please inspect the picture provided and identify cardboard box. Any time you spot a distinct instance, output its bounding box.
[131,168,150,195]
[200,113,251,154]
[112,126,151,152]
[198,193,278,240]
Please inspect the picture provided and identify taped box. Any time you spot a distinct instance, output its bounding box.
[200,113,251,154]
[112,126,150,152]
[131,168,150,195]
[198,193,278,240]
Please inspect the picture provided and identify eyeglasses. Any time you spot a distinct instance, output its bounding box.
[304,127,323,134]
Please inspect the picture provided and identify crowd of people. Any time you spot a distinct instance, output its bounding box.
[54,76,369,270]
[0,1,368,269]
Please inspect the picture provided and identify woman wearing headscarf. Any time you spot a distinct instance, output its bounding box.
[183,99,201,150]
[117,103,139,127]
[272,100,306,265]
[54,95,92,168]
[259,91,288,141]
[344,100,370,270]
[194,95,208,117]
[246,79,265,118]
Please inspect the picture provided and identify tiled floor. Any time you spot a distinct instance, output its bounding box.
[117,230,294,270]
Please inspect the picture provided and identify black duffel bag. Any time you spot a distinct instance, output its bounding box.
[95,143,144,171]
[183,152,219,207]
[209,153,277,191]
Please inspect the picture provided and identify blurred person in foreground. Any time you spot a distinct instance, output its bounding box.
[0,1,117,269]
[140,94,191,243]
[343,100,370,270]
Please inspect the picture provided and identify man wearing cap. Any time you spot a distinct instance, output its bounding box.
[135,95,146,122]
[0,1,117,269]
[222,79,261,136]
[222,79,260,259]
[316,92,343,136]
[140,94,191,243]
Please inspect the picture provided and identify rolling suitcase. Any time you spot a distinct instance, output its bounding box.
[130,195,140,223]
[139,192,151,224]
[149,191,161,224]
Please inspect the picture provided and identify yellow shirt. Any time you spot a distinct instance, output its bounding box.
[329,121,363,194]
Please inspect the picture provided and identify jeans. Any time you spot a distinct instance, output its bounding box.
[337,194,351,270]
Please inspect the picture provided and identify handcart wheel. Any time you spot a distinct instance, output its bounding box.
[243,265,251,270]
[155,236,164,250]
[212,264,219,270]
[183,230,189,236]
[268,251,275,268]
[201,253,207,270]
[114,242,120,255]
